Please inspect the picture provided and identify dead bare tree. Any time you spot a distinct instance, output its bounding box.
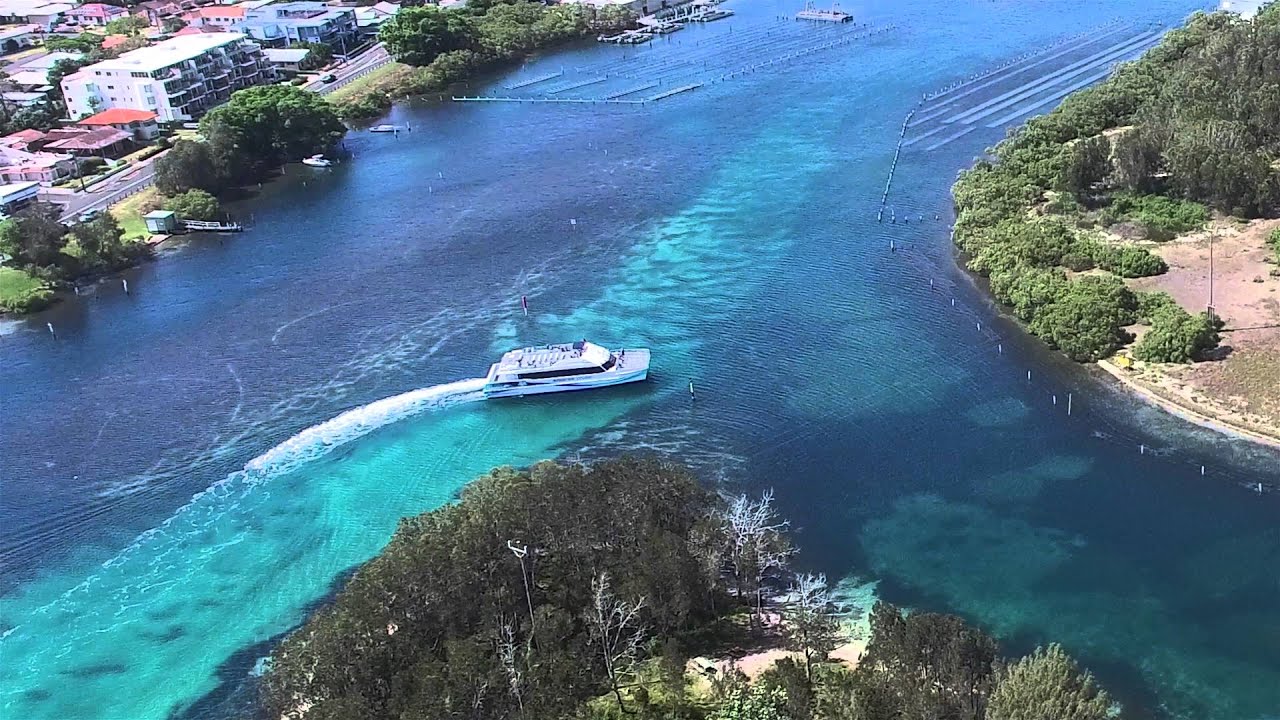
[784,573,843,684]
[719,489,794,624]
[497,617,525,718]
[586,572,647,713]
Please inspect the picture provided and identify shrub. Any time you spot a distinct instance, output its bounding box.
[1268,227,1280,263]
[1109,192,1209,240]
[1133,304,1220,363]
[163,189,220,221]
[1029,275,1137,361]
[1136,290,1178,323]
[990,266,1069,322]
[79,157,107,174]
[1095,245,1167,278]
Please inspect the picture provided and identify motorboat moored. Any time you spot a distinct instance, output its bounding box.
[369,124,400,133]
[302,154,333,167]
[482,340,650,398]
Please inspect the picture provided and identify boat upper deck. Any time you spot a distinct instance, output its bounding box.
[496,341,611,374]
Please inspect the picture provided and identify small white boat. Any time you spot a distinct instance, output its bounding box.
[302,154,332,167]
[483,340,650,399]
[369,124,400,133]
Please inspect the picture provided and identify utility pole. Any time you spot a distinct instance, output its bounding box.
[507,540,537,639]
[1207,229,1216,320]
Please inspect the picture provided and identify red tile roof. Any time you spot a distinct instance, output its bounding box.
[77,109,159,125]
[45,127,133,151]
[2,129,46,145]
[192,5,243,17]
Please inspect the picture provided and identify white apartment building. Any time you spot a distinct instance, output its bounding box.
[60,33,276,124]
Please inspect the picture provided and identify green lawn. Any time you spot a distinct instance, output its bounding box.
[111,186,162,241]
[0,266,54,314]
[326,62,408,105]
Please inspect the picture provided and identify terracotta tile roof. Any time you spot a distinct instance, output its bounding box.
[1,129,47,146]
[194,5,243,17]
[77,108,159,125]
[45,127,133,151]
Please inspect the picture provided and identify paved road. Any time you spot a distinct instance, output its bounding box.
[307,44,392,95]
[43,154,164,222]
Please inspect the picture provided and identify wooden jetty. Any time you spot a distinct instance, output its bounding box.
[545,76,609,95]
[183,220,243,232]
[647,83,702,101]
[605,83,659,99]
[505,70,563,90]
[452,96,646,105]
[598,30,653,44]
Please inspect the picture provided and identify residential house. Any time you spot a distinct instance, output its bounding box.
[0,128,46,151]
[133,0,198,25]
[60,32,276,123]
[0,180,41,215]
[5,67,55,88]
[0,22,38,53]
[3,50,81,100]
[41,126,134,158]
[353,1,398,36]
[0,142,75,183]
[261,46,307,73]
[236,2,357,52]
[76,107,161,141]
[181,4,243,30]
[0,0,73,29]
[66,2,129,27]
[1,90,47,105]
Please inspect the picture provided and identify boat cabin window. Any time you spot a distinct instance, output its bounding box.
[519,356,615,380]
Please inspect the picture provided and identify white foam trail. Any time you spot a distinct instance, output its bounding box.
[243,377,488,477]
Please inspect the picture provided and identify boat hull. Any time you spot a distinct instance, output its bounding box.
[482,367,649,399]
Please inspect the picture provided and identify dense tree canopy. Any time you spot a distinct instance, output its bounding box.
[153,139,222,196]
[0,202,146,285]
[259,457,1124,720]
[163,189,220,221]
[262,458,722,720]
[198,85,345,179]
[0,204,67,271]
[44,33,103,54]
[297,41,335,71]
[987,644,1112,720]
[379,5,475,65]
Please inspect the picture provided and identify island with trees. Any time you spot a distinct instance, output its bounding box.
[331,0,635,119]
[260,456,1119,720]
[951,5,1280,444]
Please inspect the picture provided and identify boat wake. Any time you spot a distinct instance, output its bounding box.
[243,377,488,477]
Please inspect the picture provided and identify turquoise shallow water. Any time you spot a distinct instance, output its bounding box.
[2,1,1278,718]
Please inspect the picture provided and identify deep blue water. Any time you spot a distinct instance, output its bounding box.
[2,0,1278,718]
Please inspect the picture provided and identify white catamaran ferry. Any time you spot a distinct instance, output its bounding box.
[482,340,650,398]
